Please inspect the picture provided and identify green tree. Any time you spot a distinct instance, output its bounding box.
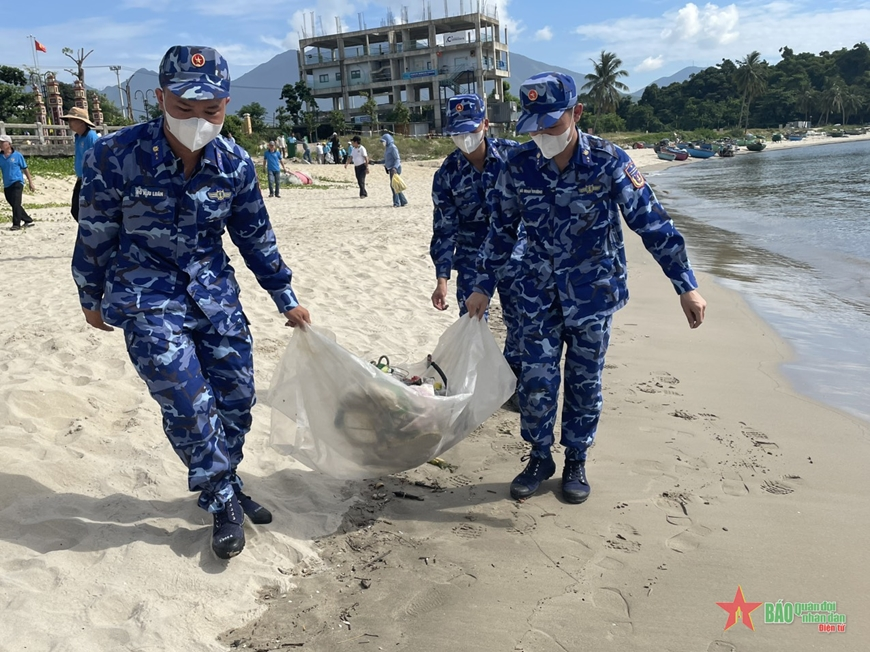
[222,114,244,139]
[327,109,347,135]
[95,93,131,125]
[280,80,315,125]
[389,100,411,133]
[360,92,379,131]
[237,102,267,132]
[303,106,320,142]
[581,51,629,132]
[488,81,520,104]
[734,51,768,131]
[0,65,34,122]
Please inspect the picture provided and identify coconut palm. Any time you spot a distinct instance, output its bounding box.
[734,51,767,131]
[581,51,629,132]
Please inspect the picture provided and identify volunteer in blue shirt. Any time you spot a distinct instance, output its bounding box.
[62,106,101,222]
[263,140,287,197]
[71,45,311,560]
[466,72,707,505]
[0,135,36,231]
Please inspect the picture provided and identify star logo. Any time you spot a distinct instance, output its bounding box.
[717,586,763,631]
[527,89,538,101]
[191,53,206,67]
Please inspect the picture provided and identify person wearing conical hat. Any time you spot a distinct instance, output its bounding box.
[61,106,100,222]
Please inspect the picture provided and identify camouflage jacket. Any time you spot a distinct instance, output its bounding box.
[72,118,298,334]
[474,131,697,322]
[430,137,520,279]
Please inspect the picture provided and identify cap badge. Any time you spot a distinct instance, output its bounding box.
[527,89,538,101]
[191,53,206,67]
[455,103,463,112]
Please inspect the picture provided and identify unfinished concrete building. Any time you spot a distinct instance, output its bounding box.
[297,5,511,133]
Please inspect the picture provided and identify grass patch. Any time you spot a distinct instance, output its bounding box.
[26,157,75,178]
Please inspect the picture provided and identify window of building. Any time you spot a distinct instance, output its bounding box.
[319,74,329,83]
[351,70,361,79]
[335,72,342,81]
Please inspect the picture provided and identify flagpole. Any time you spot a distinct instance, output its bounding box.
[27,35,39,75]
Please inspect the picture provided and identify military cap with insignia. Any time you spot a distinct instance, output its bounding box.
[515,72,579,134]
[159,45,231,101]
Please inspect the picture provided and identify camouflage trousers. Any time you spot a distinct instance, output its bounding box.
[518,289,612,461]
[455,260,522,376]
[123,308,255,513]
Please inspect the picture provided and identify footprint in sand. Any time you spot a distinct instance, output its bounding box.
[761,479,794,495]
[707,641,736,652]
[446,474,473,488]
[605,523,641,553]
[741,426,779,450]
[451,523,485,539]
[403,573,477,617]
[721,475,750,497]
[594,556,625,571]
[666,524,712,553]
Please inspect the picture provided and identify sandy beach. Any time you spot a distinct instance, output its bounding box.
[1,133,868,651]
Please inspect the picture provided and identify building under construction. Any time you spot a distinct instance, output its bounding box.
[297,3,511,133]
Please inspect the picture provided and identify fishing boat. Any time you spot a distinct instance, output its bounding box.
[686,147,717,159]
[666,147,689,161]
[656,150,677,161]
[746,140,767,151]
[718,144,735,157]
[787,134,805,141]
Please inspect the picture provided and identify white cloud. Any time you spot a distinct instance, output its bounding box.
[636,55,664,72]
[571,1,870,91]
[535,26,553,41]
[661,2,739,45]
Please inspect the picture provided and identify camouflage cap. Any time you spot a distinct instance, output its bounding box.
[159,45,231,101]
[445,94,486,134]
[515,72,578,134]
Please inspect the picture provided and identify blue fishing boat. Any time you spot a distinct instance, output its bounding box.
[686,147,717,159]
[656,150,677,161]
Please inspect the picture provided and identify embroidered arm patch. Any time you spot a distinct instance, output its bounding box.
[624,161,645,189]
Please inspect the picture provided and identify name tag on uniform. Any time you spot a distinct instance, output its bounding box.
[518,188,544,196]
[207,189,233,202]
[131,186,167,199]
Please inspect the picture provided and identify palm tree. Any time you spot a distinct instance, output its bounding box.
[581,51,629,132]
[820,82,844,125]
[796,84,816,124]
[734,51,767,131]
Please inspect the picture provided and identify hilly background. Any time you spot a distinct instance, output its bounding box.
[101,51,701,123]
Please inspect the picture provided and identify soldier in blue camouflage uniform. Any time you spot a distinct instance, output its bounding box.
[430,94,524,407]
[466,73,707,504]
[71,45,311,560]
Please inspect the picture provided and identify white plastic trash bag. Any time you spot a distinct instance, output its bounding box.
[268,315,516,479]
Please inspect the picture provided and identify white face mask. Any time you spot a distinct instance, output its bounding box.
[532,126,573,159]
[452,129,485,155]
[164,107,224,152]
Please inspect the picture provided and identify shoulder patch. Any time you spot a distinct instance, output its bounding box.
[624,161,645,189]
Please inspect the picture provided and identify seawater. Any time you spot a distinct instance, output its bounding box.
[648,139,870,424]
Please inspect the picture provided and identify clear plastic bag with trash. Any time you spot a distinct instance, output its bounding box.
[267,315,516,479]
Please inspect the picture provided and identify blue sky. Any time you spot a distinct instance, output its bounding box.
[3,0,870,92]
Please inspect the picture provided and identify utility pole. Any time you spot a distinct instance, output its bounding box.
[109,65,125,117]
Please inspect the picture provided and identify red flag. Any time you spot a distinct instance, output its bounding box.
[35,40,47,53]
